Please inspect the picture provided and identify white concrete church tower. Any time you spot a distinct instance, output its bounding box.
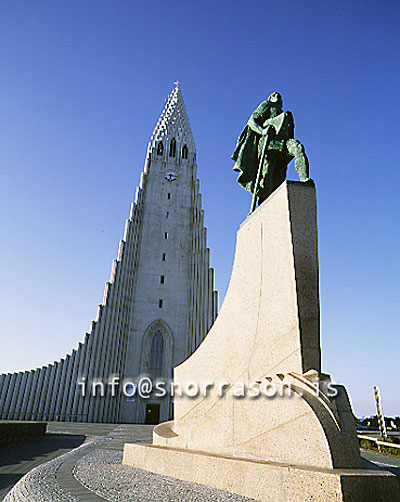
[0,85,218,425]
[119,84,219,423]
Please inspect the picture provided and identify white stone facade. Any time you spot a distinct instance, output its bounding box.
[0,86,218,424]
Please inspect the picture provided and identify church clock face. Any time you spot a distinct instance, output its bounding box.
[165,170,177,181]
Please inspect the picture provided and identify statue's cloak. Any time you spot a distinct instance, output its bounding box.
[231,123,261,193]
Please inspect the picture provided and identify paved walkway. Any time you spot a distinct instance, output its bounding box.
[51,423,154,501]
[0,432,85,500]
[0,423,153,501]
[1,423,399,501]
[361,448,400,481]
[2,423,254,501]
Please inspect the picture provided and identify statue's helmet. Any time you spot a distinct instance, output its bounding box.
[267,92,283,107]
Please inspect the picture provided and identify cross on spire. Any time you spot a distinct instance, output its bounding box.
[150,83,195,150]
[174,80,182,88]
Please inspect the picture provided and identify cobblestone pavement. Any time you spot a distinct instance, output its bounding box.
[74,446,256,502]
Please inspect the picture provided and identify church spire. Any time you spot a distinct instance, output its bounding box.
[149,84,195,156]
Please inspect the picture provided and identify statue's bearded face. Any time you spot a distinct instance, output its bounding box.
[267,92,283,108]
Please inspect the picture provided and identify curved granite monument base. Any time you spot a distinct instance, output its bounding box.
[123,181,400,501]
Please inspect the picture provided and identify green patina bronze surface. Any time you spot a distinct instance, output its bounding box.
[232,92,310,210]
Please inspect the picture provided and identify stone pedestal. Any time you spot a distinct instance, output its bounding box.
[123,181,400,501]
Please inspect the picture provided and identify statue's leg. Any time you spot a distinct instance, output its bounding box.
[286,139,310,182]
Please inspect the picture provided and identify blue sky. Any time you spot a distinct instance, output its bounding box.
[1,0,399,416]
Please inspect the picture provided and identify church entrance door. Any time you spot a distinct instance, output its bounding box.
[145,403,160,424]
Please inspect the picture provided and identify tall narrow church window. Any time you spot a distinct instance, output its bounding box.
[158,299,163,308]
[149,330,164,379]
[157,142,164,156]
[160,275,165,284]
[169,138,176,157]
[182,144,188,159]
[162,253,166,261]
[167,193,171,199]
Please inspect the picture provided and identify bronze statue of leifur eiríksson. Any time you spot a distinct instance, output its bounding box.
[232,92,310,212]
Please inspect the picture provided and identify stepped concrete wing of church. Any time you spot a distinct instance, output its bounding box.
[0,85,218,425]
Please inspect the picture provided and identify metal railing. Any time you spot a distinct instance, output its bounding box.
[358,434,400,453]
